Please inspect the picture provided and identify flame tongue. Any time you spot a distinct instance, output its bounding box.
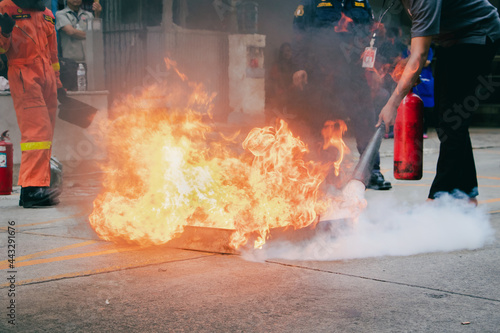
[334,12,354,33]
[89,75,335,249]
[89,104,218,245]
[237,120,329,248]
[321,120,349,177]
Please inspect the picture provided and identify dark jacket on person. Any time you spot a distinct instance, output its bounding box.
[292,0,374,75]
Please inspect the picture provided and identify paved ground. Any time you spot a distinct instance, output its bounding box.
[1,127,499,332]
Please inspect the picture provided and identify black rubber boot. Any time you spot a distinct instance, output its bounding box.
[21,187,61,208]
[367,171,392,190]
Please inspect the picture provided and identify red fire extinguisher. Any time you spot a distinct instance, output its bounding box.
[0,130,13,195]
[394,91,424,180]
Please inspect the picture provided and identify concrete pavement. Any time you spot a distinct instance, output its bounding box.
[1,127,499,332]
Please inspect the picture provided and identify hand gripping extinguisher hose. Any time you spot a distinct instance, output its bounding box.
[350,124,385,187]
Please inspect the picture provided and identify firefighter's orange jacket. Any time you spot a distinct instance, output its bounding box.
[0,0,62,187]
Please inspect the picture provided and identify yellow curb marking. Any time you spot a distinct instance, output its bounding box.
[0,214,83,231]
[393,184,500,188]
[422,170,500,181]
[1,246,144,270]
[0,253,215,288]
[480,151,500,154]
[477,176,500,180]
[393,181,499,188]
[479,198,500,204]
[0,240,98,269]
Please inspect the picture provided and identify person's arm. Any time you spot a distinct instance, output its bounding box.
[376,36,432,131]
[61,24,86,39]
[42,9,63,90]
[92,1,102,18]
[56,11,86,39]
[49,30,63,89]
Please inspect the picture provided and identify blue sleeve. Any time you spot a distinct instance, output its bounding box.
[51,0,58,16]
[427,47,433,61]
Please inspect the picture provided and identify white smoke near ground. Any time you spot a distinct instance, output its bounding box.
[242,191,496,262]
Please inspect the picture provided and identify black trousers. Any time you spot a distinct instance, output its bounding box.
[429,40,499,199]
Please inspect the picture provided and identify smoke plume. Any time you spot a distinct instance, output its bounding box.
[243,193,495,261]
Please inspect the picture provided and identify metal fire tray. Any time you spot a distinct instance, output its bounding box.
[165,218,350,254]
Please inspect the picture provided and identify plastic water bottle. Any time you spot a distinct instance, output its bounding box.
[77,64,86,91]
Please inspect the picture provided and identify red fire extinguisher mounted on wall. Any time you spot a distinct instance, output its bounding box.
[394,91,424,180]
[0,130,13,195]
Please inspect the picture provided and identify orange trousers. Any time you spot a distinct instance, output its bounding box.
[9,58,58,187]
[0,0,61,187]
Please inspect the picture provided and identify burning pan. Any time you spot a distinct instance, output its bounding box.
[166,125,384,254]
[165,218,351,255]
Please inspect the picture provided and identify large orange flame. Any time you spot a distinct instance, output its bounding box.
[88,64,343,249]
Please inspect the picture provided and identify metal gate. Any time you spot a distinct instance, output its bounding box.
[102,0,230,120]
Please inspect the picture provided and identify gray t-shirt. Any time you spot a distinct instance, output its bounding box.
[401,0,500,46]
[56,8,94,62]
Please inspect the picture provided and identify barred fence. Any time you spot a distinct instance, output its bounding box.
[102,0,230,120]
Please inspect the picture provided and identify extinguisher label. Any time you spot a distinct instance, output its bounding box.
[0,153,6,167]
[0,146,6,151]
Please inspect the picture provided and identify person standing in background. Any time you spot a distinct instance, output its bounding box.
[55,0,101,63]
[267,42,295,123]
[292,0,392,190]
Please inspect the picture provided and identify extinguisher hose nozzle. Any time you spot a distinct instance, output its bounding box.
[1,130,9,141]
[350,124,385,187]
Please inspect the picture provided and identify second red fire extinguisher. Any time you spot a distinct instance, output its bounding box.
[394,91,424,180]
[0,130,13,195]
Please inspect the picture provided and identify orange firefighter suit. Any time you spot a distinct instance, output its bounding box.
[0,0,62,187]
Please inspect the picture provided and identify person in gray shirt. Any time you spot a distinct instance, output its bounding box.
[56,0,102,62]
[377,0,500,205]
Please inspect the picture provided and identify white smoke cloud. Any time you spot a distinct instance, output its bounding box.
[242,193,496,262]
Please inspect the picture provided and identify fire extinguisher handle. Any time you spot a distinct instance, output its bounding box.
[1,130,9,141]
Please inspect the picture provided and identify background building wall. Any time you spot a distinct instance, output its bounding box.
[98,0,499,124]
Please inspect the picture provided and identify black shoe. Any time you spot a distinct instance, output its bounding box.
[367,171,392,190]
[21,187,61,208]
[19,187,23,207]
